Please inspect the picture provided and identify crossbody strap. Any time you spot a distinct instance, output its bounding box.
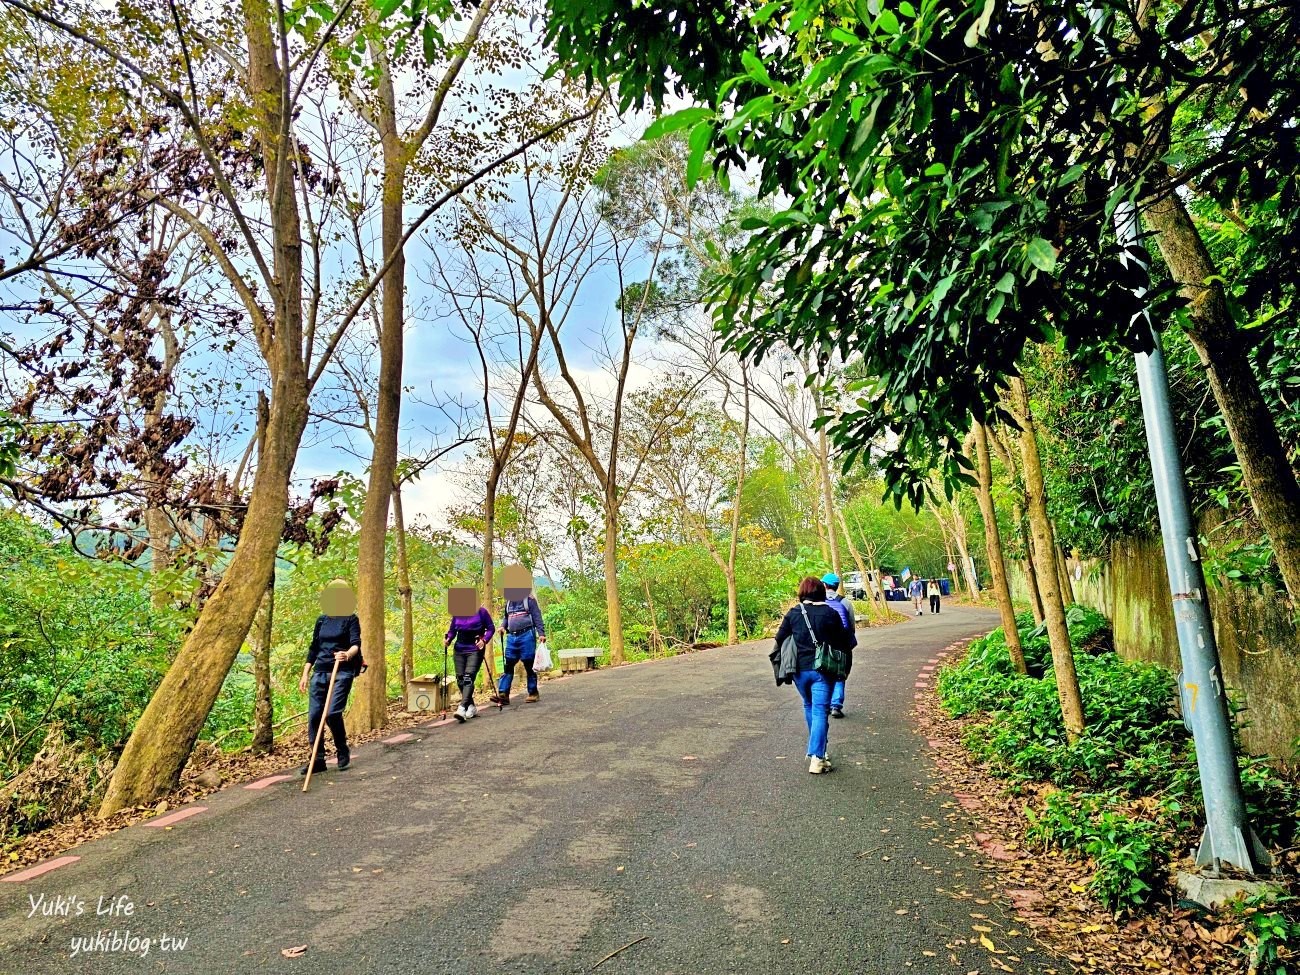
[797,603,824,655]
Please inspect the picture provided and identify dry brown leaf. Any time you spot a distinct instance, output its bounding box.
[281,946,308,959]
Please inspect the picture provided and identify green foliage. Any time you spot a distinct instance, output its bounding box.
[1025,792,1166,912]
[1234,894,1300,975]
[547,0,1300,510]
[944,604,1299,914]
[0,512,188,780]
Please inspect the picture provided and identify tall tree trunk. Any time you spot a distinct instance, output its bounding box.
[603,502,625,664]
[100,1,310,814]
[1018,506,1045,624]
[143,504,174,611]
[1011,377,1085,740]
[393,481,414,690]
[642,575,661,656]
[817,428,842,576]
[1143,192,1300,603]
[836,505,872,608]
[102,382,307,813]
[481,471,498,615]
[1056,544,1076,606]
[951,501,980,599]
[251,577,275,753]
[351,151,407,735]
[974,422,1027,673]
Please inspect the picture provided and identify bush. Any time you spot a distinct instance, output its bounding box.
[1235,894,1300,975]
[944,604,1300,916]
[1025,791,1167,912]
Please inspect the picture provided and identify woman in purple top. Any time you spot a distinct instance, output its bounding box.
[444,606,496,721]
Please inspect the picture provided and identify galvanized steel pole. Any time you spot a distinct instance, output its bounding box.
[1116,201,1270,875]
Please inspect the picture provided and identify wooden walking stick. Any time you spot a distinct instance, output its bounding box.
[302,658,341,793]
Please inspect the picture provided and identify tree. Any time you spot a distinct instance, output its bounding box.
[973,421,1026,674]
[546,0,1300,601]
[1010,376,1084,739]
[0,0,586,814]
[434,107,608,615]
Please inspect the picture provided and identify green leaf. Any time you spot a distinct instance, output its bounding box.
[374,0,403,16]
[924,162,946,177]
[877,8,900,34]
[685,120,713,188]
[994,271,1015,293]
[1026,238,1058,273]
[986,292,1005,322]
[913,83,933,133]
[643,107,714,142]
[741,50,775,88]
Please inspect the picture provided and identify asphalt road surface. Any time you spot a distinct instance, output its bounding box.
[1,605,1070,974]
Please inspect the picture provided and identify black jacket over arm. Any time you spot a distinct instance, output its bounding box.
[772,601,850,673]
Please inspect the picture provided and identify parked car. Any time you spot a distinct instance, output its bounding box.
[842,571,879,602]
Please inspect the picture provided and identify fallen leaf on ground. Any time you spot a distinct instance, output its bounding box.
[281,946,307,958]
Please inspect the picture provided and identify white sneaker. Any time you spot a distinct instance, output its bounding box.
[454,705,467,723]
[916,609,923,616]
[821,756,834,771]
[465,703,478,720]
[809,756,829,774]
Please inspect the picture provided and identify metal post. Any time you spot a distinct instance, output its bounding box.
[1115,202,1270,875]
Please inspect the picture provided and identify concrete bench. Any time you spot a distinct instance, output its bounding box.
[557,648,601,673]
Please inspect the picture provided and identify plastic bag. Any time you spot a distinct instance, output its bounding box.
[533,640,553,671]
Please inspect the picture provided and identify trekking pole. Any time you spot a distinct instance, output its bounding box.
[302,658,341,793]
[440,640,450,720]
[481,632,500,709]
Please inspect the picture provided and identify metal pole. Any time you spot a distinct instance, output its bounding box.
[1115,201,1270,875]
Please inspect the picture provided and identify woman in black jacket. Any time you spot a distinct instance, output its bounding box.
[772,577,851,774]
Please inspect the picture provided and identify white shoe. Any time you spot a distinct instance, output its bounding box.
[916,609,923,616]
[821,756,834,771]
[465,703,478,720]
[454,705,467,723]
[809,756,829,774]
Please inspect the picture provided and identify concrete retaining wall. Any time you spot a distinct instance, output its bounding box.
[1007,536,1299,761]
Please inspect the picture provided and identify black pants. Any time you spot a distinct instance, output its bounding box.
[929,594,941,613]
[454,649,485,706]
[307,670,353,758]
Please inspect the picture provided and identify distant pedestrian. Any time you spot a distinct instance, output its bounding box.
[445,587,496,722]
[299,580,363,775]
[929,578,942,615]
[908,576,924,616]
[821,572,858,719]
[494,564,546,706]
[771,577,852,774]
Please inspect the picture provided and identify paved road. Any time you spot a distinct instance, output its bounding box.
[1,605,1065,974]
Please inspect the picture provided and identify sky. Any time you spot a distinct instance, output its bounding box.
[0,3,760,566]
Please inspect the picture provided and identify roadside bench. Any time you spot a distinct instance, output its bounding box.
[557,648,601,673]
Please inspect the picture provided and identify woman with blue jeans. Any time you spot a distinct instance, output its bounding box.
[772,577,852,774]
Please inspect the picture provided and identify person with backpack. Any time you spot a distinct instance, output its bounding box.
[494,568,546,706]
[444,587,496,722]
[821,572,858,719]
[771,577,852,774]
[298,579,363,775]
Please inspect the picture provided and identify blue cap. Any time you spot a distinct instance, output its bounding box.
[821,572,840,588]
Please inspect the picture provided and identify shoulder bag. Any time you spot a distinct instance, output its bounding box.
[798,603,848,680]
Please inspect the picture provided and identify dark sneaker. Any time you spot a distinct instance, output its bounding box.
[830,706,844,719]
[498,692,511,707]
[336,750,351,770]
[526,692,540,703]
[299,761,327,776]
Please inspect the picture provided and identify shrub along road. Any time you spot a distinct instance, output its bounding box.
[0,605,1073,974]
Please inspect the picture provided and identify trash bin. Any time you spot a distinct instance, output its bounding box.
[939,579,951,596]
